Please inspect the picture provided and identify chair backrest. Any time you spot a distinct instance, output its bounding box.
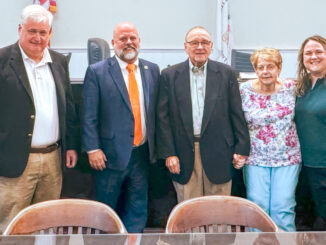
[4,199,127,235]
[65,52,72,64]
[87,38,111,65]
[165,195,279,233]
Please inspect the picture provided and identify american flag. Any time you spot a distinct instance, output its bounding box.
[33,0,57,14]
[215,0,233,65]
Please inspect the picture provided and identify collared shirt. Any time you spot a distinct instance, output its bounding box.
[115,55,147,144]
[20,45,59,147]
[189,60,207,136]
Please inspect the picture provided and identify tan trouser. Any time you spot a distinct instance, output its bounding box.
[173,142,232,203]
[0,148,62,232]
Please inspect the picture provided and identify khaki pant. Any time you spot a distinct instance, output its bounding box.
[0,148,62,232]
[173,142,232,203]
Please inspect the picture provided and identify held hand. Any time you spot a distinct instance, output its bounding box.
[88,150,107,171]
[66,150,78,168]
[233,153,248,169]
[165,156,180,174]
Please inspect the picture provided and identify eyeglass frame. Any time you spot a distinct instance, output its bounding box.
[186,40,212,48]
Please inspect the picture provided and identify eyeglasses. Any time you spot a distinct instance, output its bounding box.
[186,40,211,47]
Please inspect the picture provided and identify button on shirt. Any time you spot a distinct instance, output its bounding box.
[20,46,59,147]
[116,56,147,144]
[189,60,207,136]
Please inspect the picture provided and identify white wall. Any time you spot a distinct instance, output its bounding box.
[2,0,325,49]
[1,0,326,79]
[1,1,30,46]
[0,0,216,49]
[230,0,326,49]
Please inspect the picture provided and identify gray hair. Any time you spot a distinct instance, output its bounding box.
[185,26,211,42]
[20,5,53,27]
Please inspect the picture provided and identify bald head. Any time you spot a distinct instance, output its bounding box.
[111,22,140,64]
[185,26,211,42]
[113,22,139,39]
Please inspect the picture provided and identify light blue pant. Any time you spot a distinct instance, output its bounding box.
[243,164,301,231]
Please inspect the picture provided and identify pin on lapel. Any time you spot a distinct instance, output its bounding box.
[144,65,148,69]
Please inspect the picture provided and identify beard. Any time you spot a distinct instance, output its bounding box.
[123,50,137,60]
[115,46,138,62]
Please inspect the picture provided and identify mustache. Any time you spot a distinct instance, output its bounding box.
[30,40,42,44]
[123,45,136,51]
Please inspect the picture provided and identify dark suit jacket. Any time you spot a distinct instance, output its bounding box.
[156,59,250,184]
[0,42,78,178]
[82,56,159,170]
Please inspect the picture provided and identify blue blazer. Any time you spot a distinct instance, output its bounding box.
[82,56,159,170]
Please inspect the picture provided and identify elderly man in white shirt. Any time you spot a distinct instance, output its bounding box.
[0,4,78,232]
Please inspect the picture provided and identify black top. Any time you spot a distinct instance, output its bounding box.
[295,77,326,167]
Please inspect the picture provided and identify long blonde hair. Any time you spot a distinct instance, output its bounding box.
[296,35,326,96]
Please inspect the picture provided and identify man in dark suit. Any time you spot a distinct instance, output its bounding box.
[82,22,159,232]
[0,5,78,231]
[157,26,250,203]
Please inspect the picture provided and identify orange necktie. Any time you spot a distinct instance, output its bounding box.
[126,64,142,146]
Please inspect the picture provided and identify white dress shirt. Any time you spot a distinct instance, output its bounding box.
[115,55,147,144]
[20,46,59,147]
[189,60,207,136]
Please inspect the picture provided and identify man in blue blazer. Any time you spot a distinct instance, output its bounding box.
[82,22,159,232]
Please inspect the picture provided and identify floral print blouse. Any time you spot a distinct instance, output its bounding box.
[239,79,301,167]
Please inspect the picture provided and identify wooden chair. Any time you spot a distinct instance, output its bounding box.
[165,195,279,233]
[4,199,127,235]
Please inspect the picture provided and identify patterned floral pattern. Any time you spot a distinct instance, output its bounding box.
[240,80,301,167]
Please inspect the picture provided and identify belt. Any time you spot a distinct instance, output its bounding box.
[194,136,200,142]
[132,142,148,156]
[30,141,61,154]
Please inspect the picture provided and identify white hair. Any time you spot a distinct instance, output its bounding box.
[20,4,53,27]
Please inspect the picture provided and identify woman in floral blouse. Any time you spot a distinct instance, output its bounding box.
[234,48,302,231]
